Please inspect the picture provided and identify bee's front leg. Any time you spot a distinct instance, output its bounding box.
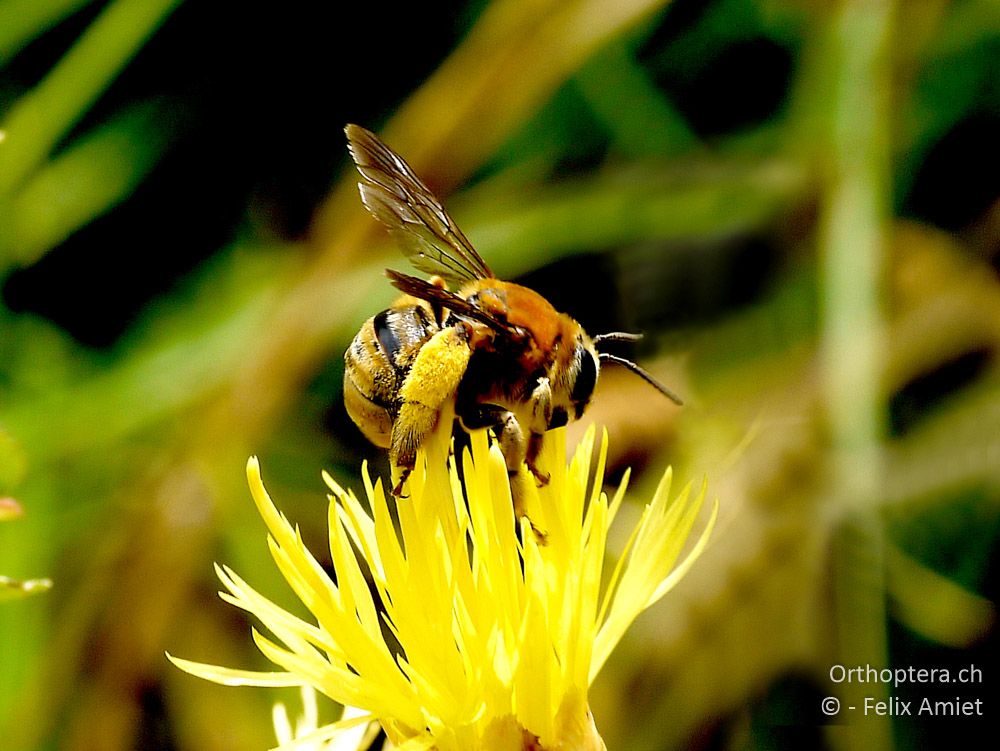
[525,431,548,487]
[525,377,552,487]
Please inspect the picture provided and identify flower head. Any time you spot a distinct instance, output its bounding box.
[171,426,715,749]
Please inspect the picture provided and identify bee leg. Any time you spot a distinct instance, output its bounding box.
[497,414,524,462]
[388,409,427,497]
[389,326,472,497]
[391,467,411,497]
[525,431,550,487]
[457,404,525,472]
[457,404,534,519]
[524,377,552,487]
[488,414,549,543]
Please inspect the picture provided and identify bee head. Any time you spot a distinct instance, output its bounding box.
[547,332,600,429]
[547,329,683,430]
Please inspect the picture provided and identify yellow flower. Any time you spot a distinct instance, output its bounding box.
[170,425,715,750]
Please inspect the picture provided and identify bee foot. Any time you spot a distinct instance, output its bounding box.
[391,468,412,497]
[529,466,550,487]
[527,518,548,546]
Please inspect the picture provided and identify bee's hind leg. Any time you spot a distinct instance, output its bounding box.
[388,432,416,497]
[390,465,412,497]
[390,326,472,498]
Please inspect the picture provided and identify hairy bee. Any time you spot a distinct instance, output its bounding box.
[343,124,681,506]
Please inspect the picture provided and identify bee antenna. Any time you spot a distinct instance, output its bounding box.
[598,353,684,405]
[593,331,643,346]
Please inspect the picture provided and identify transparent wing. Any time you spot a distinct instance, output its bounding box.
[346,124,493,284]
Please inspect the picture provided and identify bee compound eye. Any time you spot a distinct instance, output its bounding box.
[548,407,569,429]
[570,349,598,406]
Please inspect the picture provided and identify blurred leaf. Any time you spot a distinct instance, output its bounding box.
[464,156,804,275]
[885,378,1000,513]
[887,541,995,648]
[0,99,177,270]
[0,575,52,601]
[932,0,1000,57]
[313,0,679,243]
[897,4,1000,203]
[485,85,606,183]
[688,265,818,388]
[0,496,22,520]
[644,0,802,77]
[0,0,97,66]
[0,243,296,459]
[0,0,183,196]
[0,428,27,492]
[574,39,699,157]
[0,308,94,399]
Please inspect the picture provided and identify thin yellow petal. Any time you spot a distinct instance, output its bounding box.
[166,653,302,688]
[271,710,376,751]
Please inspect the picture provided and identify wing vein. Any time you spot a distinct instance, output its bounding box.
[346,124,493,284]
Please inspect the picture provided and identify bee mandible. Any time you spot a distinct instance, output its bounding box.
[342,124,682,509]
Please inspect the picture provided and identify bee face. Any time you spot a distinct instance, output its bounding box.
[541,331,599,430]
[342,124,681,499]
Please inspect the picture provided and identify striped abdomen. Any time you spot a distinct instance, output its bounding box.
[343,302,439,447]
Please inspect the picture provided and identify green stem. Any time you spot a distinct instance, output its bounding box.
[816,2,895,750]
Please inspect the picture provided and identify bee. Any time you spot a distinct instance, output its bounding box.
[342,124,682,508]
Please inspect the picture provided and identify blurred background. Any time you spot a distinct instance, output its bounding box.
[1,0,998,749]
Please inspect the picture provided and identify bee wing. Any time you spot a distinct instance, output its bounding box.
[346,124,494,284]
[387,270,514,337]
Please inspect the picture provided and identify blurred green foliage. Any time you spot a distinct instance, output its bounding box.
[1,0,998,749]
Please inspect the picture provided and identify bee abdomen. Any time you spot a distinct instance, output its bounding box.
[373,309,406,372]
[343,303,439,448]
[376,305,435,372]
